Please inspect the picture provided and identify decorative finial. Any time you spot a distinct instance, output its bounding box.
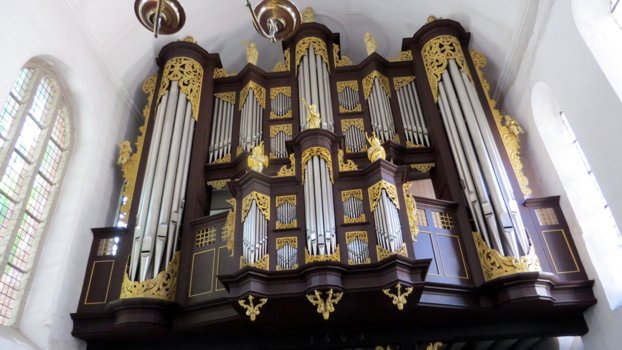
[117,141,133,166]
[302,98,321,129]
[248,141,269,173]
[246,42,259,65]
[302,7,315,23]
[427,15,438,23]
[183,36,196,43]
[366,132,386,162]
[364,32,377,56]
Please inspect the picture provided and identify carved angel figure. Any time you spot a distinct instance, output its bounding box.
[364,32,377,55]
[246,42,259,65]
[302,98,321,129]
[302,7,315,23]
[248,141,269,173]
[117,141,133,166]
[366,132,386,162]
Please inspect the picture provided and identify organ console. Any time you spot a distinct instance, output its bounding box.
[72,13,595,349]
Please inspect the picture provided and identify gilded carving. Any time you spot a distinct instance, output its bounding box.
[213,68,231,79]
[470,48,531,195]
[246,42,259,65]
[306,289,343,321]
[301,147,333,183]
[240,254,270,270]
[364,32,377,56]
[362,70,391,100]
[333,43,353,67]
[368,180,400,212]
[338,149,358,172]
[426,342,443,350]
[270,87,292,119]
[406,140,425,148]
[342,190,366,224]
[118,75,157,226]
[376,243,408,261]
[158,57,204,120]
[240,80,266,110]
[277,154,296,177]
[272,48,291,72]
[269,124,293,138]
[392,76,415,92]
[366,132,386,162]
[410,163,435,173]
[346,231,368,244]
[241,191,270,222]
[238,295,268,321]
[302,7,315,23]
[207,179,229,190]
[337,80,358,93]
[295,37,329,70]
[212,153,231,164]
[472,232,542,281]
[389,50,413,62]
[403,183,419,240]
[214,92,236,105]
[120,252,179,300]
[421,35,471,102]
[382,282,414,311]
[226,198,236,255]
[305,247,341,263]
[276,236,298,250]
[248,142,269,173]
[276,195,297,229]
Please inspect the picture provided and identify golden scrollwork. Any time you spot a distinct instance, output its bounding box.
[270,86,292,99]
[277,153,296,177]
[368,180,400,212]
[240,254,270,270]
[276,236,298,250]
[389,50,414,62]
[472,232,542,281]
[362,70,391,100]
[296,37,329,71]
[402,183,419,240]
[117,141,132,166]
[117,75,157,226]
[376,243,408,261]
[470,48,532,195]
[269,124,293,138]
[306,289,343,320]
[214,92,236,105]
[426,342,443,350]
[393,76,415,92]
[272,48,291,72]
[276,195,297,229]
[342,190,366,224]
[158,57,204,120]
[338,149,359,172]
[333,43,353,68]
[240,80,266,110]
[207,179,229,190]
[305,247,341,264]
[212,153,231,164]
[382,282,414,311]
[346,231,368,244]
[241,191,270,222]
[406,140,425,148]
[301,147,334,183]
[336,80,359,93]
[341,118,365,133]
[213,68,230,78]
[238,295,268,321]
[410,163,435,173]
[120,252,180,300]
[421,35,471,102]
[226,198,236,255]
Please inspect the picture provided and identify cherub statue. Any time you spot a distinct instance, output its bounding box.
[504,115,525,137]
[246,42,259,65]
[248,141,269,173]
[117,140,132,166]
[302,98,321,129]
[364,32,377,56]
[302,7,315,23]
[366,132,386,162]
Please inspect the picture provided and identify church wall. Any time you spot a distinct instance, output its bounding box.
[503,0,622,349]
[0,1,139,349]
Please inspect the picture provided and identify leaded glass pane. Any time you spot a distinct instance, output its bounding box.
[10,68,33,103]
[39,141,63,182]
[8,214,39,271]
[0,193,15,232]
[15,116,43,161]
[0,152,28,198]
[29,77,55,124]
[26,175,52,220]
[51,108,68,148]
[0,96,19,140]
[0,265,24,326]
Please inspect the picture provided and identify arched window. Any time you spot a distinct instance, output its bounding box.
[0,64,72,325]
[613,0,622,27]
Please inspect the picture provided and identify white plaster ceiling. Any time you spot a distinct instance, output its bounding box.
[63,0,539,113]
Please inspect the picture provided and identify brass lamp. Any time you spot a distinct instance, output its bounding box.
[134,0,186,38]
[245,0,301,42]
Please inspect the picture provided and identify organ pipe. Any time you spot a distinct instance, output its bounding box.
[372,189,404,253]
[298,45,334,131]
[209,95,234,163]
[396,80,429,147]
[304,156,336,256]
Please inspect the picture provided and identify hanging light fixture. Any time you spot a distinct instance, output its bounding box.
[245,0,301,42]
[135,0,186,38]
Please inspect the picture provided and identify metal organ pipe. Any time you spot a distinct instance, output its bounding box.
[373,189,403,253]
[368,79,395,142]
[209,97,234,163]
[298,45,333,131]
[304,156,336,256]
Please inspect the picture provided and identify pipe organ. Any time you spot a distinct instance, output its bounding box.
[74,16,595,349]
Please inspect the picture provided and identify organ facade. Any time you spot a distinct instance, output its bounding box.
[72,16,595,349]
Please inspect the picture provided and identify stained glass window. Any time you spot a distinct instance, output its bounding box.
[0,65,71,325]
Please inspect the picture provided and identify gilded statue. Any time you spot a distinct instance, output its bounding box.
[117,140,133,166]
[302,98,321,129]
[248,141,269,173]
[366,132,386,162]
[302,7,315,23]
[364,32,377,56]
[246,42,259,65]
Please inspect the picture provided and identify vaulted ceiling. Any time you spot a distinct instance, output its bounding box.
[63,0,540,113]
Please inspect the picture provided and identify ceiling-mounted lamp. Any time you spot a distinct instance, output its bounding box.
[135,0,186,38]
[245,0,301,42]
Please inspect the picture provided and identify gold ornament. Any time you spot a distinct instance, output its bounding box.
[410,163,435,173]
[376,243,408,261]
[158,57,204,120]
[426,342,443,350]
[306,289,343,320]
[240,254,269,270]
[207,179,229,190]
[213,68,231,79]
[246,42,259,65]
[120,252,180,301]
[275,195,297,229]
[392,76,415,92]
[241,191,270,222]
[240,80,266,110]
[403,183,419,240]
[238,295,268,321]
[421,35,471,102]
[270,87,292,119]
[214,92,236,105]
[212,153,232,164]
[305,247,341,263]
[301,147,333,183]
[472,232,542,281]
[248,141,269,173]
[366,132,386,162]
[333,43,353,68]
[338,149,358,172]
[302,98,321,129]
[382,282,414,311]
[342,190,366,224]
[117,141,133,166]
[272,48,291,72]
[277,154,296,177]
[364,32,377,56]
[362,70,391,100]
[226,198,236,255]
[389,50,413,62]
[295,37,329,71]
[368,180,399,212]
[302,7,315,23]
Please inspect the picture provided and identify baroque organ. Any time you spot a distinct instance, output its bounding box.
[72,15,595,349]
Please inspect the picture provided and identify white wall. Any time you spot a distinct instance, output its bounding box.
[503,0,622,349]
[0,1,140,349]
